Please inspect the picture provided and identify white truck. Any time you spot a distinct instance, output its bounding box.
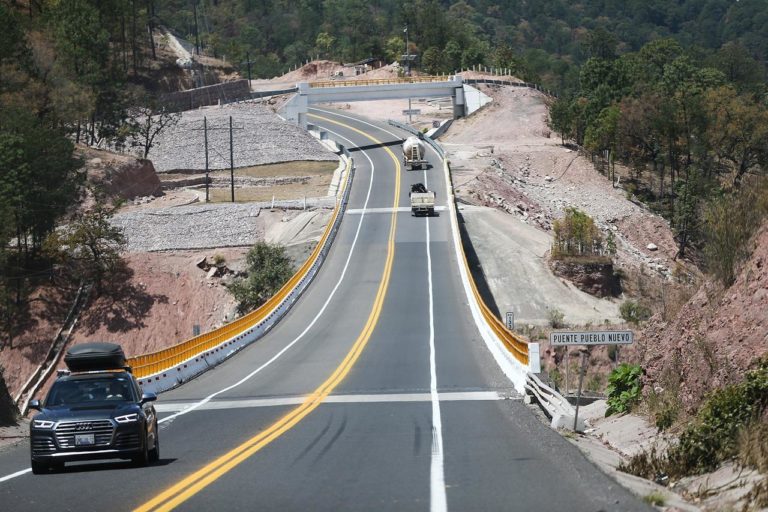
[409,183,435,216]
[402,135,428,170]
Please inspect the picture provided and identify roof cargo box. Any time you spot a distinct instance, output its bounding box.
[64,342,127,372]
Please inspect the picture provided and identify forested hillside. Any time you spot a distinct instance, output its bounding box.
[0,0,167,347]
[154,0,768,280]
[155,0,768,90]
[1,0,767,350]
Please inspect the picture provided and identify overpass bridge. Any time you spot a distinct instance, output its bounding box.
[283,75,467,127]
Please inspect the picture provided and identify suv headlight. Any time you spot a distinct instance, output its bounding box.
[33,420,55,429]
[115,413,139,424]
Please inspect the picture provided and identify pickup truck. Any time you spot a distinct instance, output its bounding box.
[409,183,435,216]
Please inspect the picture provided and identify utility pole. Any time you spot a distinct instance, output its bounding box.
[229,116,235,203]
[193,118,243,203]
[193,2,200,55]
[404,24,410,76]
[241,53,254,83]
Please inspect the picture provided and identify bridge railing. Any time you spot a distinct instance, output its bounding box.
[387,116,586,429]
[309,75,457,88]
[387,119,533,371]
[127,150,354,391]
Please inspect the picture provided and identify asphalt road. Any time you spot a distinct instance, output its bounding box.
[0,110,650,511]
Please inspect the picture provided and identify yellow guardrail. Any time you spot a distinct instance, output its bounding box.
[446,161,530,366]
[127,159,352,378]
[309,75,455,88]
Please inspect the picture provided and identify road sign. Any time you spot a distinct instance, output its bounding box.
[402,109,421,115]
[549,330,633,346]
[505,312,514,330]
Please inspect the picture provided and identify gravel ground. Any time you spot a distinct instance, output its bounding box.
[111,201,336,253]
[150,102,337,172]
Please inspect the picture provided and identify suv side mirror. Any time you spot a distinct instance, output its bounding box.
[29,399,41,411]
[140,392,157,404]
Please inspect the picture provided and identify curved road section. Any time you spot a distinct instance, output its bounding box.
[0,111,649,511]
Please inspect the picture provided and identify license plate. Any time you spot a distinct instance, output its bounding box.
[75,433,95,446]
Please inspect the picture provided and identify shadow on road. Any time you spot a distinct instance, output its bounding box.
[47,457,177,475]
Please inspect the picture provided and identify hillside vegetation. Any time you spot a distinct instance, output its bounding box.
[154,0,768,89]
[0,0,182,349]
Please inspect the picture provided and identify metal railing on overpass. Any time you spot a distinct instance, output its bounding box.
[309,75,457,88]
[463,78,557,98]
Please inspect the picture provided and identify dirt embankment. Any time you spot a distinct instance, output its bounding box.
[638,222,768,413]
[0,102,338,405]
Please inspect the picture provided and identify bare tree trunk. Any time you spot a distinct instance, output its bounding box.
[131,0,138,76]
[147,0,156,60]
[122,12,128,72]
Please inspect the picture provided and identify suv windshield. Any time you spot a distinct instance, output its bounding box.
[46,377,135,406]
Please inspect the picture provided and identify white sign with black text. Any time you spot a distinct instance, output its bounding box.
[549,330,633,346]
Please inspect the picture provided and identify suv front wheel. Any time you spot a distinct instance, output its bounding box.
[132,434,150,467]
[148,435,159,463]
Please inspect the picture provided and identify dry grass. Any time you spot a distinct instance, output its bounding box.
[162,160,338,204]
[232,160,337,178]
[744,477,768,510]
[738,421,768,473]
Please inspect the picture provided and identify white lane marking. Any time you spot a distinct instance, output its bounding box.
[0,122,379,486]
[0,468,31,483]
[156,128,376,426]
[346,206,446,215]
[425,168,448,512]
[155,391,509,413]
[311,108,403,142]
[317,109,450,509]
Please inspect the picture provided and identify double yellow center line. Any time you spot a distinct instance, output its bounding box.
[135,115,401,512]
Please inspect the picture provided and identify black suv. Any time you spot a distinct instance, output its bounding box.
[29,343,159,474]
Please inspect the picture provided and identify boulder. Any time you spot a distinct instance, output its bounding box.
[88,155,162,200]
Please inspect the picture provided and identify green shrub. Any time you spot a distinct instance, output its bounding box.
[642,491,666,506]
[666,359,768,474]
[620,300,651,324]
[551,208,605,258]
[547,307,565,328]
[227,242,294,314]
[606,363,642,416]
[621,357,768,479]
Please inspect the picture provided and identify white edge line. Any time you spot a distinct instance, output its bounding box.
[425,167,448,512]
[0,123,377,485]
[157,126,376,426]
[0,468,31,483]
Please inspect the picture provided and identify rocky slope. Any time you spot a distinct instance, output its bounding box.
[637,222,768,413]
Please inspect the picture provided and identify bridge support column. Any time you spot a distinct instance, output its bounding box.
[453,86,467,119]
[284,85,309,128]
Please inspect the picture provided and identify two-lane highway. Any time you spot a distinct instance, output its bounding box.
[0,110,650,511]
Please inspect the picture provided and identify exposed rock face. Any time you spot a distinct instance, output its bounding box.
[549,258,621,298]
[638,222,768,413]
[0,368,19,426]
[85,149,162,200]
[102,159,163,199]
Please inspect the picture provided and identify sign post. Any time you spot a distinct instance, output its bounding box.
[548,330,634,431]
